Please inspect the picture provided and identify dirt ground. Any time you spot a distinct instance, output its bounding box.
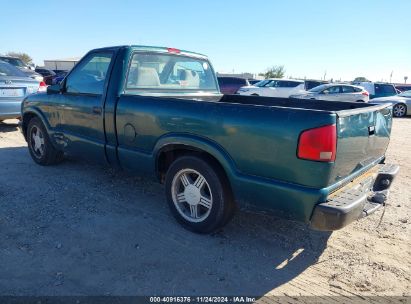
[0,118,409,300]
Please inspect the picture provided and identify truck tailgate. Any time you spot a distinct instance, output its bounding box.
[330,103,393,185]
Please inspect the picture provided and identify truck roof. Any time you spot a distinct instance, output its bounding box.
[91,45,209,60]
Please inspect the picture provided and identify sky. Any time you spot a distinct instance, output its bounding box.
[1,0,410,83]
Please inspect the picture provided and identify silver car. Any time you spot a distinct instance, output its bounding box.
[0,61,43,121]
[370,90,411,117]
[291,83,370,102]
[0,56,43,82]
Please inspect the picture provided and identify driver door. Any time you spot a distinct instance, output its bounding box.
[58,51,114,162]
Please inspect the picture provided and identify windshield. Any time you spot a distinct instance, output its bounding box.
[126,52,218,92]
[308,84,328,93]
[399,91,411,97]
[0,57,26,68]
[0,62,27,77]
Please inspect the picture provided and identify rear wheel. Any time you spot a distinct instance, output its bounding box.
[393,103,407,117]
[165,155,235,233]
[251,93,259,96]
[27,117,64,166]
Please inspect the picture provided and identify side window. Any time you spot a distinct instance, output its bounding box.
[288,81,302,88]
[380,85,396,94]
[342,86,355,93]
[324,86,340,94]
[65,52,113,95]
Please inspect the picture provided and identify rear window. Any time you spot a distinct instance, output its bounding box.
[0,57,26,67]
[341,86,355,93]
[126,52,218,92]
[0,62,26,77]
[375,84,396,94]
[278,81,302,88]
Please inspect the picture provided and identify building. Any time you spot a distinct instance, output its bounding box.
[43,57,80,71]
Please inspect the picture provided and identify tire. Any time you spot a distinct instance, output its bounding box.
[393,103,407,117]
[251,93,259,96]
[356,100,365,102]
[165,155,235,233]
[27,117,64,166]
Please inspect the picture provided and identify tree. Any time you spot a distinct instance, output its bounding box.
[353,76,369,83]
[5,52,33,64]
[259,65,286,79]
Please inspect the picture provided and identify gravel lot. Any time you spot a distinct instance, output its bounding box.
[0,118,409,299]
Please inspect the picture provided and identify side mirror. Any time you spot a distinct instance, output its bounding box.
[47,83,63,94]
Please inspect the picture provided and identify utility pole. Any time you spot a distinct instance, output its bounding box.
[390,71,393,83]
[405,76,408,84]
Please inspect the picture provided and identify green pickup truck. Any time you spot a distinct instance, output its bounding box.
[20,45,399,233]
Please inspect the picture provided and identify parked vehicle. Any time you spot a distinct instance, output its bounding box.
[395,85,411,92]
[20,45,398,233]
[52,71,69,85]
[217,77,249,94]
[291,84,370,102]
[35,67,56,85]
[304,79,329,90]
[237,78,305,98]
[353,81,397,99]
[248,79,260,85]
[370,90,411,117]
[0,56,43,82]
[0,61,45,120]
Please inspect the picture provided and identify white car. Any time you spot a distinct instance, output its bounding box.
[237,78,305,98]
[291,84,370,102]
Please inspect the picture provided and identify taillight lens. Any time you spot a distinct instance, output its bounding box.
[362,91,369,96]
[38,81,47,92]
[297,124,336,162]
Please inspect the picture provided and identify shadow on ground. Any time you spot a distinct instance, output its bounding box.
[0,121,19,133]
[0,146,331,296]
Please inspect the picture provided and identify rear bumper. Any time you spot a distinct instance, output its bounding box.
[310,163,399,231]
[0,99,22,120]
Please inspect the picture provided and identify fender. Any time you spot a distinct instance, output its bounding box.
[153,133,238,180]
[22,105,59,149]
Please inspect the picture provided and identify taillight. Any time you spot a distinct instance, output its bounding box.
[38,81,47,92]
[297,124,336,162]
[167,47,181,54]
[362,91,369,96]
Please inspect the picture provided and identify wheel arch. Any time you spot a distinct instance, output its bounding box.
[22,108,51,140]
[154,135,236,196]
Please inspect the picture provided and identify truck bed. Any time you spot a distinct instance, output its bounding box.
[219,94,384,113]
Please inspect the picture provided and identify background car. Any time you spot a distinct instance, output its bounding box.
[35,67,56,85]
[52,70,69,84]
[395,85,411,92]
[291,84,369,102]
[0,61,45,121]
[0,56,43,82]
[370,90,411,117]
[304,79,329,90]
[217,77,250,94]
[237,78,305,98]
[352,81,397,99]
[248,79,261,85]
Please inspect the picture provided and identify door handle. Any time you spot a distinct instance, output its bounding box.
[92,106,102,115]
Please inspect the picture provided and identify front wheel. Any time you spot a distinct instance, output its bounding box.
[165,155,235,233]
[27,117,64,166]
[393,103,407,117]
